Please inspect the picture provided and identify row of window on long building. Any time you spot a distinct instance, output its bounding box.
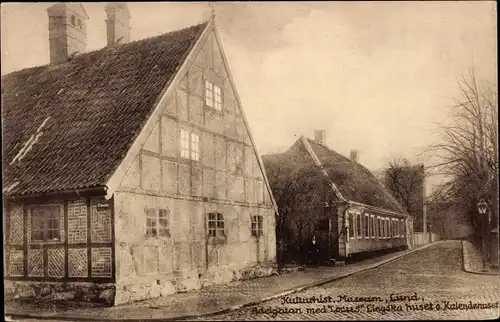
[348,212,406,240]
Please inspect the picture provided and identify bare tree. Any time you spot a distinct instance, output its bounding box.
[384,157,426,228]
[263,154,345,267]
[427,69,498,235]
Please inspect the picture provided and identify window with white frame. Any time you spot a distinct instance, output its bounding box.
[377,217,382,238]
[251,215,263,237]
[208,212,225,238]
[363,214,370,238]
[31,205,61,242]
[356,213,362,238]
[180,129,190,158]
[388,218,392,238]
[370,215,375,238]
[394,219,399,237]
[348,212,355,239]
[180,129,200,161]
[146,208,170,238]
[384,218,388,239]
[191,132,199,160]
[205,80,222,111]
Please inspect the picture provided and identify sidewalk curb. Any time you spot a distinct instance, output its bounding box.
[461,240,499,276]
[6,241,442,322]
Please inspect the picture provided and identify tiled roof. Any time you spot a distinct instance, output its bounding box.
[262,137,406,214]
[305,138,406,213]
[2,22,208,196]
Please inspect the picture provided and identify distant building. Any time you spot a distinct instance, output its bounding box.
[426,202,473,239]
[262,132,412,265]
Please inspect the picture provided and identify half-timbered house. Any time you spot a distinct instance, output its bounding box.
[2,3,277,305]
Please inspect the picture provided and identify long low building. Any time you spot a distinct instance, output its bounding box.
[262,131,414,265]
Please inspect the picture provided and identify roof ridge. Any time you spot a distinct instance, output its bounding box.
[2,21,210,79]
[299,136,347,202]
[304,136,407,214]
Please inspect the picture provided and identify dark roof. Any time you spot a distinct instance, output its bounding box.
[262,137,406,214]
[2,22,208,196]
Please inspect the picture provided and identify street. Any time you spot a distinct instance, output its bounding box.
[191,240,499,320]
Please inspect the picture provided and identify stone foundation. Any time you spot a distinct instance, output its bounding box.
[4,264,277,306]
[114,262,277,305]
[4,280,116,306]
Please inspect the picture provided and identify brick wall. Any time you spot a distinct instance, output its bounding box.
[5,197,113,281]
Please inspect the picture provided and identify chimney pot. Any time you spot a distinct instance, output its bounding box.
[314,130,326,146]
[350,150,359,163]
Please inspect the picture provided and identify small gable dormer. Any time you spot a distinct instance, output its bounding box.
[47,3,89,65]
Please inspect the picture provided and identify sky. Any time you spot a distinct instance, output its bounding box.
[1,2,497,192]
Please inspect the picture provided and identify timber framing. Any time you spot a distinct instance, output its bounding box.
[4,193,115,283]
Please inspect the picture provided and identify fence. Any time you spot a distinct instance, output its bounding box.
[413,232,440,247]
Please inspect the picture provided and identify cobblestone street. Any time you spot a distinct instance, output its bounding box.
[190,240,499,320]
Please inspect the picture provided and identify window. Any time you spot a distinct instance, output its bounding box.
[208,212,225,237]
[31,205,60,242]
[370,215,375,238]
[363,214,369,239]
[378,217,382,238]
[180,129,190,158]
[348,212,355,239]
[394,219,399,237]
[71,15,76,26]
[77,19,82,29]
[388,218,392,238]
[191,133,199,161]
[146,208,170,238]
[384,218,388,239]
[251,215,263,237]
[356,213,362,238]
[180,129,200,161]
[205,80,222,111]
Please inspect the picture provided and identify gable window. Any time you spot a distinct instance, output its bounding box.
[31,205,60,242]
[205,80,222,111]
[251,215,263,237]
[348,213,355,239]
[71,15,76,26]
[191,132,199,160]
[77,19,83,29]
[180,129,200,161]
[208,212,225,237]
[145,208,170,238]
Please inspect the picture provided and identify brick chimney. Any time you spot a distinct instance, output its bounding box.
[47,3,89,65]
[105,3,131,46]
[314,130,326,145]
[350,150,359,163]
